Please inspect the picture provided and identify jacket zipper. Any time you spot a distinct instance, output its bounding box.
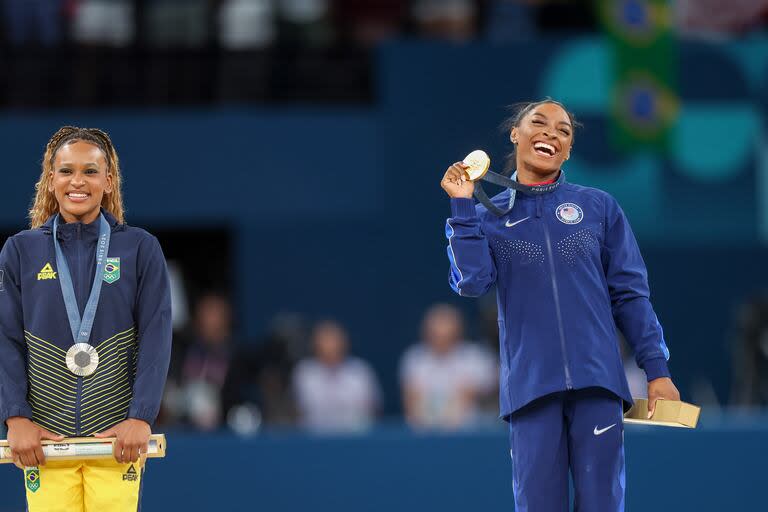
[540,196,573,389]
[75,224,83,436]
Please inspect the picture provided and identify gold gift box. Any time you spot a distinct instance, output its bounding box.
[623,399,700,428]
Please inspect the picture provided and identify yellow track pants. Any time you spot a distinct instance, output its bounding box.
[24,459,143,512]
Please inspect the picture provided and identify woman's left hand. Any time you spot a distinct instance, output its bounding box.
[647,377,680,419]
[93,419,151,464]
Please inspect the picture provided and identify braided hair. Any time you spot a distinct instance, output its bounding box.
[29,126,125,228]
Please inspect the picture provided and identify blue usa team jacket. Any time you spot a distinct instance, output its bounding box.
[0,210,172,436]
[445,174,671,418]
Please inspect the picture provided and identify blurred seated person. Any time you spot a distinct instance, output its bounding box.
[400,304,496,430]
[730,294,768,406]
[163,292,233,431]
[220,312,307,429]
[293,320,380,432]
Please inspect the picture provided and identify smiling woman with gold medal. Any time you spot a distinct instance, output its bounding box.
[441,100,681,511]
[0,126,172,511]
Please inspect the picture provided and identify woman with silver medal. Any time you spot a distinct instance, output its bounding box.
[0,127,172,511]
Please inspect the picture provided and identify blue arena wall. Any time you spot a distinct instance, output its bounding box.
[0,416,766,511]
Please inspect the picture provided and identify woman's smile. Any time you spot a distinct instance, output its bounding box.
[65,191,91,203]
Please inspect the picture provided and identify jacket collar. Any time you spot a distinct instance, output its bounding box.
[514,170,566,196]
[40,208,122,236]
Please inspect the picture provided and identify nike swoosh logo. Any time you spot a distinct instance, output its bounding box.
[593,424,617,436]
[505,216,530,228]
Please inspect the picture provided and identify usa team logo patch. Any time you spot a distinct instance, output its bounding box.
[556,203,583,225]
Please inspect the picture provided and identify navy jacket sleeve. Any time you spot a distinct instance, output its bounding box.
[602,197,671,381]
[445,198,497,297]
[0,238,33,424]
[128,235,172,423]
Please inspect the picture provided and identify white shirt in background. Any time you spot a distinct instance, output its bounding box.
[293,357,380,432]
[400,342,497,429]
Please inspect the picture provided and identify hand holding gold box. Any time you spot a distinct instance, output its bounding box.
[623,399,700,428]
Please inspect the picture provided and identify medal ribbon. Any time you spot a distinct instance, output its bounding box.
[53,213,111,345]
[473,170,564,217]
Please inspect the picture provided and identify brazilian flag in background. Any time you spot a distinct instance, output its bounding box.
[598,0,679,152]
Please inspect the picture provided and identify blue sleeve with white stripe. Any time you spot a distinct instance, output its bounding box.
[445,198,497,297]
[601,196,671,382]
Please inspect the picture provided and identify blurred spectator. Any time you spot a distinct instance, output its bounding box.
[411,0,477,41]
[166,260,190,330]
[278,0,334,47]
[254,312,306,425]
[220,312,307,428]
[400,304,496,430]
[293,320,380,432]
[215,0,274,103]
[164,292,234,431]
[730,294,768,407]
[1,0,65,46]
[218,0,275,49]
[71,0,134,46]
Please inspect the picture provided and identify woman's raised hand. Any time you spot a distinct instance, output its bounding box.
[441,162,475,199]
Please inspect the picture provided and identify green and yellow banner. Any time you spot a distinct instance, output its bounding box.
[598,0,679,152]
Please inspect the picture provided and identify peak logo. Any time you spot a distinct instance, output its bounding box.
[37,263,57,281]
[123,464,138,482]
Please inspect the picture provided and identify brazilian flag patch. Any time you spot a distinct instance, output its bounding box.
[103,257,120,284]
[25,467,40,492]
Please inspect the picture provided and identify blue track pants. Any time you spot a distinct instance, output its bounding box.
[508,387,625,512]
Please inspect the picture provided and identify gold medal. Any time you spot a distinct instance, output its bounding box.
[65,343,99,377]
[462,149,491,182]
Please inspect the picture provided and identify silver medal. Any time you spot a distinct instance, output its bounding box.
[66,343,99,376]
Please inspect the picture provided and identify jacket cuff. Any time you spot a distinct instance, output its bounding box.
[450,198,477,219]
[642,357,671,382]
[1,404,33,426]
[128,406,157,425]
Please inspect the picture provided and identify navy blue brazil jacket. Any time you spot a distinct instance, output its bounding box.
[445,173,670,419]
[0,210,171,436]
